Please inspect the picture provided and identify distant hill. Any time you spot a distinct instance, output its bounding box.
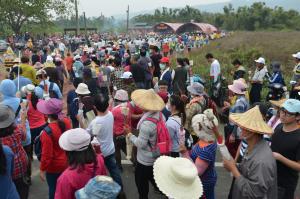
[195,0,300,13]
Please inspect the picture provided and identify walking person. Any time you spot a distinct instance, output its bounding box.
[223,106,277,199]
[124,89,166,199]
[0,141,20,199]
[55,128,107,199]
[85,94,124,189]
[37,98,71,199]
[271,99,300,199]
[0,105,29,199]
[180,109,219,199]
[166,95,186,158]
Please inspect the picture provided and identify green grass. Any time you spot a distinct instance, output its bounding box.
[172,31,300,99]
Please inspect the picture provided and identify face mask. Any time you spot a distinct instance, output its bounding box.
[160,64,166,70]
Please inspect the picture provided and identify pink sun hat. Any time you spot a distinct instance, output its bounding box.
[37,98,63,115]
[228,79,247,95]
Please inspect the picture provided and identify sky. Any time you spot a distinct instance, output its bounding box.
[78,0,230,17]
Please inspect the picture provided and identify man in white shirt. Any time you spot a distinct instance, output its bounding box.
[58,41,66,58]
[206,53,221,83]
[250,57,268,104]
[86,94,123,188]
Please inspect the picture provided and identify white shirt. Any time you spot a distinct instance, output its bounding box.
[87,112,115,157]
[210,59,221,82]
[58,43,65,51]
[252,66,268,82]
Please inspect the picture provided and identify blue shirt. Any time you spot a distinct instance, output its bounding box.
[13,76,32,91]
[36,80,62,99]
[0,146,20,199]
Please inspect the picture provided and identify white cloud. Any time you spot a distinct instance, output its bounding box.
[77,0,230,17]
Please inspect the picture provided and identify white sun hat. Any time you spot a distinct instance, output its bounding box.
[75,83,91,95]
[153,156,203,199]
[254,57,265,65]
[292,52,300,59]
[120,72,132,79]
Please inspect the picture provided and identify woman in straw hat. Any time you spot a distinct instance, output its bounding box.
[181,109,221,199]
[124,89,165,199]
[223,106,277,199]
[153,156,203,199]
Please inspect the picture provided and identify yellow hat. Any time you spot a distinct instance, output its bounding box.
[270,98,287,108]
[229,106,272,134]
[131,89,165,112]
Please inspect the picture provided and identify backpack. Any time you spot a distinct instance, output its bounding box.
[34,126,52,161]
[39,82,59,99]
[202,95,218,119]
[146,113,172,157]
[170,118,194,151]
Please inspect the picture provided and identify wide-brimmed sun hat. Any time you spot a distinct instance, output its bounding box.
[37,98,63,115]
[59,128,91,152]
[75,83,91,95]
[75,176,121,199]
[153,156,203,199]
[131,89,165,112]
[187,82,204,96]
[270,98,287,108]
[120,72,132,79]
[0,105,15,129]
[228,79,247,95]
[114,89,128,102]
[229,105,272,134]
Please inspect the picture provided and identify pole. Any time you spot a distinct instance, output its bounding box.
[75,0,79,36]
[83,12,87,37]
[126,5,129,33]
[17,51,20,91]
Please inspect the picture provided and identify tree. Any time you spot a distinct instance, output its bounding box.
[0,0,73,34]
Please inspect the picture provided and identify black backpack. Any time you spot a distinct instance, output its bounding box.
[39,82,59,99]
[34,126,52,161]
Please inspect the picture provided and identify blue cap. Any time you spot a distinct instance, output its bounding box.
[282,99,300,114]
[75,176,121,199]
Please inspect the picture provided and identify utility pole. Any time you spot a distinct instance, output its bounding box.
[83,12,87,37]
[75,0,79,36]
[126,5,129,33]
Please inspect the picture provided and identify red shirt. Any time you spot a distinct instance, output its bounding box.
[27,101,46,129]
[55,155,107,199]
[64,56,74,71]
[40,118,71,173]
[162,43,170,53]
[112,103,132,136]
[1,127,28,179]
[128,102,143,129]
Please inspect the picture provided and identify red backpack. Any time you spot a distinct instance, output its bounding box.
[146,113,172,156]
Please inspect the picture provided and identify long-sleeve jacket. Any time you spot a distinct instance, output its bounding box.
[232,139,277,199]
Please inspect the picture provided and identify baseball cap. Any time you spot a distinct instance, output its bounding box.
[292,52,300,60]
[255,57,265,65]
[281,99,300,114]
[160,57,170,63]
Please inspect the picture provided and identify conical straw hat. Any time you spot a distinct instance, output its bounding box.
[131,89,165,112]
[270,98,287,108]
[229,106,272,134]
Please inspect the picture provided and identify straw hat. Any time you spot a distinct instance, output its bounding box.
[131,89,164,112]
[270,98,287,108]
[153,156,203,199]
[229,106,272,134]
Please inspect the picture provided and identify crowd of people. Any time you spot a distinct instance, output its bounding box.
[0,31,300,199]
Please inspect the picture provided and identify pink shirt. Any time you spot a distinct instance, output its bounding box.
[27,101,46,129]
[55,155,107,199]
